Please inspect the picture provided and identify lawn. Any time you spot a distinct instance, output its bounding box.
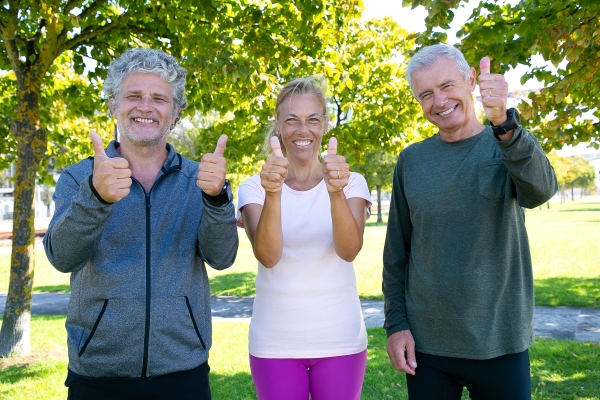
[2,197,598,308]
[1,317,598,400]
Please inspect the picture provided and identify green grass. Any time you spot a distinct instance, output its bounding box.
[1,197,599,308]
[1,318,598,400]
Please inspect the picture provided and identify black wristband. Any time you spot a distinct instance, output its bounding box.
[202,179,232,207]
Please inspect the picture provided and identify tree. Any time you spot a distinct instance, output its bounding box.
[402,0,600,150]
[547,151,572,203]
[0,0,360,357]
[351,150,397,222]
[568,156,596,198]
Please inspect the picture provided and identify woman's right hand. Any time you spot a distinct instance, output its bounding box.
[260,136,289,193]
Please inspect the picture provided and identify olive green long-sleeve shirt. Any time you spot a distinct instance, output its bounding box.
[383,127,558,359]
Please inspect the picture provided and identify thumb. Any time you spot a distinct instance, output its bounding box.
[213,134,228,157]
[90,130,107,158]
[270,136,284,158]
[327,137,337,155]
[480,56,491,75]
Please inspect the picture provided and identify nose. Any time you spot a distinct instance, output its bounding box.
[434,91,448,108]
[136,95,153,112]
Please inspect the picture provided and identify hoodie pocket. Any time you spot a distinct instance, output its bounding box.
[76,298,146,377]
[147,296,209,377]
[478,160,507,199]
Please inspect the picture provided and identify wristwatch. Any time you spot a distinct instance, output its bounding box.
[202,179,232,207]
[490,107,521,139]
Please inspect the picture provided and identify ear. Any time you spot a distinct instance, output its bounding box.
[468,67,477,91]
[109,98,116,117]
[172,107,182,126]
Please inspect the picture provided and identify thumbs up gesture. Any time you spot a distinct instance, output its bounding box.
[197,134,228,196]
[478,56,509,126]
[322,137,349,193]
[260,136,289,193]
[90,130,132,203]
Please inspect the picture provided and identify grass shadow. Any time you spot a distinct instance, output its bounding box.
[559,207,600,212]
[535,277,600,308]
[34,284,70,293]
[209,272,256,297]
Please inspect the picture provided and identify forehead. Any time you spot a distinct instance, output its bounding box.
[279,94,324,115]
[411,57,463,93]
[120,72,173,96]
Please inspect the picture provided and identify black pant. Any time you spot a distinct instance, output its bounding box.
[66,362,211,400]
[406,350,531,400]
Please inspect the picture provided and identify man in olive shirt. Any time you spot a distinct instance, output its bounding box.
[383,44,557,399]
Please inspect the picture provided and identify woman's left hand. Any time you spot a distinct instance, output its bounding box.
[323,137,349,194]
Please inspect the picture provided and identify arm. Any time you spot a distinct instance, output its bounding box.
[496,128,558,208]
[198,199,238,270]
[330,193,367,262]
[43,168,114,273]
[242,193,283,268]
[382,155,416,373]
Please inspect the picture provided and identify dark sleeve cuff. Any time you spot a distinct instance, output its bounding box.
[88,175,114,205]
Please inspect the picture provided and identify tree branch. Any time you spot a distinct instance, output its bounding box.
[60,14,130,52]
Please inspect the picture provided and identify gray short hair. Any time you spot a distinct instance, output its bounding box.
[406,44,471,96]
[103,48,188,124]
[264,75,329,157]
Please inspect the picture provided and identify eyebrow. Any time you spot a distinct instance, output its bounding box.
[283,112,322,118]
[123,90,172,100]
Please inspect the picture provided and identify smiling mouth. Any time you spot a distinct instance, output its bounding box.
[133,117,155,124]
[294,140,311,146]
[438,105,458,116]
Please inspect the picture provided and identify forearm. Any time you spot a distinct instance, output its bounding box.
[253,192,284,268]
[497,128,558,207]
[198,199,238,270]
[330,192,363,262]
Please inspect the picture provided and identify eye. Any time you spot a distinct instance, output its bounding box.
[285,117,299,125]
[420,93,432,101]
[442,84,454,91]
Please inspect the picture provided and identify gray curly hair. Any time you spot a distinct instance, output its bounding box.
[263,75,329,157]
[103,48,188,126]
[405,44,471,97]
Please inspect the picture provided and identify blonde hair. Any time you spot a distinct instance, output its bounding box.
[263,75,329,157]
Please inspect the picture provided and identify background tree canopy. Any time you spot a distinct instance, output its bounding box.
[403,0,600,150]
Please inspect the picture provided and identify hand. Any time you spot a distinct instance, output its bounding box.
[260,136,288,193]
[387,330,417,375]
[322,137,349,193]
[478,56,509,126]
[197,134,228,196]
[90,130,132,203]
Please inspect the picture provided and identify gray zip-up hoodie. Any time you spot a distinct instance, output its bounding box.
[43,140,238,379]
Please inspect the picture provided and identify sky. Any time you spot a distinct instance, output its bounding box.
[361,0,600,155]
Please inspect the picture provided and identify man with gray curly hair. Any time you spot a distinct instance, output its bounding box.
[44,48,238,399]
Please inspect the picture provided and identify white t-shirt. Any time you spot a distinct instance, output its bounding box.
[237,172,371,358]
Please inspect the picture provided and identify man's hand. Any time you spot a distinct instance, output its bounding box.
[197,135,228,196]
[322,137,349,194]
[478,56,509,127]
[387,330,417,375]
[90,130,132,203]
[260,136,289,193]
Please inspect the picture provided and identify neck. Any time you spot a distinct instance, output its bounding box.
[117,141,169,191]
[285,158,323,191]
[438,118,486,143]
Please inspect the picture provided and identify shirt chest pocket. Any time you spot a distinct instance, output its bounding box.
[478,160,507,199]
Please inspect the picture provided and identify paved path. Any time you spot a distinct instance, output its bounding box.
[1,293,599,343]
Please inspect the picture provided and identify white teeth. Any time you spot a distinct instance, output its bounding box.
[134,118,154,123]
[295,141,311,146]
[439,107,455,116]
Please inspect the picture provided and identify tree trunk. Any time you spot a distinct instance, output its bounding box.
[0,83,46,357]
[376,185,382,223]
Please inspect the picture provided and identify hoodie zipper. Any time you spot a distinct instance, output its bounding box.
[137,155,183,379]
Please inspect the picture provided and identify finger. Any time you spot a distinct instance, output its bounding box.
[327,137,337,155]
[480,56,491,75]
[213,134,228,157]
[270,136,284,158]
[90,130,107,158]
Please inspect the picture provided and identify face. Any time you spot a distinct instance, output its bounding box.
[411,57,477,136]
[110,72,179,147]
[276,94,326,163]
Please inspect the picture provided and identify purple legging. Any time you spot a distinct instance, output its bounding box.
[249,350,367,400]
